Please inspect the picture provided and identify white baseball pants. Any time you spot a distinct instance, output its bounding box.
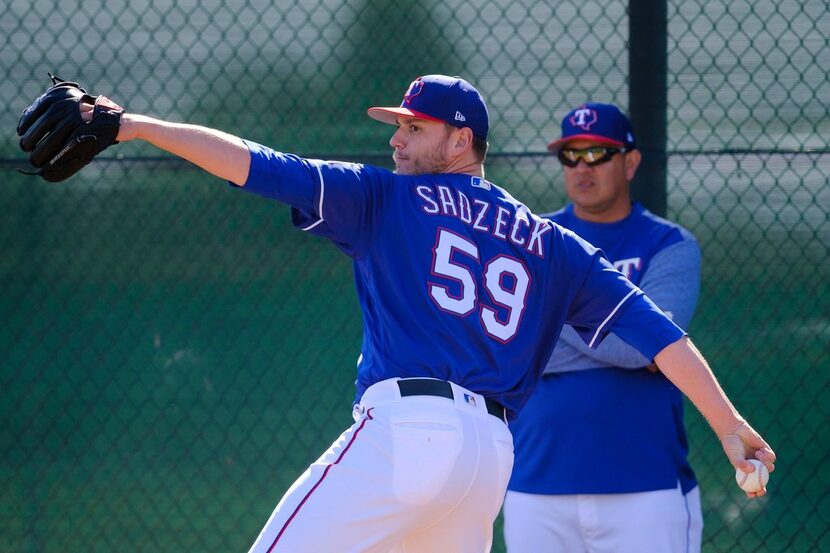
[248,378,514,553]
[503,483,702,553]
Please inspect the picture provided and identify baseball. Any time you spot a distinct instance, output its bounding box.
[735,459,769,492]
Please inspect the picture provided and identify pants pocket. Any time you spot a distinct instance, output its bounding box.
[391,419,462,506]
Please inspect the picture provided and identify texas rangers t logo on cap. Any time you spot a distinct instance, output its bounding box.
[570,108,598,130]
[367,74,490,140]
[547,102,637,152]
[403,79,425,105]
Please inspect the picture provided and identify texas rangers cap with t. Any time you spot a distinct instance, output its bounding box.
[547,102,636,152]
[367,75,490,140]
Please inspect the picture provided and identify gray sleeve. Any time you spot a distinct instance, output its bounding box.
[548,239,701,372]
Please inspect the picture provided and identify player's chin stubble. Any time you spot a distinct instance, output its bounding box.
[395,144,450,176]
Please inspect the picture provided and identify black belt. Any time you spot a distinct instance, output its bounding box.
[397,378,506,422]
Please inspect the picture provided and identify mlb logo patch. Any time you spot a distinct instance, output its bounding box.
[471,176,491,190]
[463,393,477,407]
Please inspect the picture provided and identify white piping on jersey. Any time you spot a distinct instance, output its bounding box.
[301,163,326,231]
[588,288,638,348]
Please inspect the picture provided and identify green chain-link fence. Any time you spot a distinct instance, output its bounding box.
[2,1,828,551]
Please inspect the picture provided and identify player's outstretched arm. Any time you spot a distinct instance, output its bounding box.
[654,336,776,498]
[17,75,251,185]
[115,113,251,185]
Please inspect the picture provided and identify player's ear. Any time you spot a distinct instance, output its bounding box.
[624,148,642,180]
[450,126,474,154]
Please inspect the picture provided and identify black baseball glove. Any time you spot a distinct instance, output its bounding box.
[17,73,124,182]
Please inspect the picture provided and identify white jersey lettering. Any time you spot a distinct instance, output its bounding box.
[527,216,552,258]
[413,184,548,259]
[510,209,529,246]
[493,206,511,240]
[457,190,473,224]
[437,185,458,217]
[472,199,490,232]
[416,185,440,214]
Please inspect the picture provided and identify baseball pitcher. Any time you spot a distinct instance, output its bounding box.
[17,74,776,553]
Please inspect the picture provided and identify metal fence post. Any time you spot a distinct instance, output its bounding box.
[629,0,668,216]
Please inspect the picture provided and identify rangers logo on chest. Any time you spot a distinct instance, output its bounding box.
[613,257,642,279]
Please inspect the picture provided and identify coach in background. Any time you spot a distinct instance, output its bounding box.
[504,103,704,552]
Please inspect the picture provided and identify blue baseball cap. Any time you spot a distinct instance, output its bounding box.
[547,102,636,152]
[368,75,490,140]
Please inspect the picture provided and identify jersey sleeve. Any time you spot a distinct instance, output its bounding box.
[565,249,645,347]
[554,323,651,369]
[608,293,687,361]
[562,231,685,359]
[633,239,701,330]
[234,139,393,258]
[552,237,701,368]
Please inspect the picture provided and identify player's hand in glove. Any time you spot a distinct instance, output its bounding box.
[17,73,124,182]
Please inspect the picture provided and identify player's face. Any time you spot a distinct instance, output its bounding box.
[560,139,641,223]
[389,117,452,175]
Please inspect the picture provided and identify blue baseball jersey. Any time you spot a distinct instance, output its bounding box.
[236,142,685,419]
[509,202,700,493]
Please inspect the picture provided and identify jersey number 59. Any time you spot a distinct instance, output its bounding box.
[428,228,530,343]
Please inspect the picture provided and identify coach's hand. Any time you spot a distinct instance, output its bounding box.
[17,73,123,182]
[719,420,776,497]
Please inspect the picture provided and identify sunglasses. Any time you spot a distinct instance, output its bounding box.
[557,147,623,167]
